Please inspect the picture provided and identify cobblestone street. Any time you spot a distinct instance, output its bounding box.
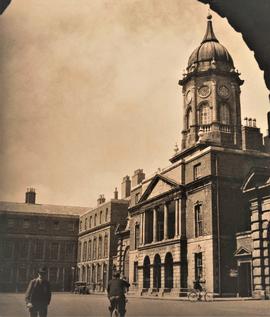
[0,293,269,317]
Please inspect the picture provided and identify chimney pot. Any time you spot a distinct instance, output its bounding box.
[25,188,36,204]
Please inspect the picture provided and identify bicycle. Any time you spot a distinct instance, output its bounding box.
[109,296,127,317]
[188,289,214,302]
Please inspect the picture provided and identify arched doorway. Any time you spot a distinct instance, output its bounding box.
[123,247,130,280]
[164,253,173,289]
[153,254,161,289]
[82,266,86,282]
[143,256,150,289]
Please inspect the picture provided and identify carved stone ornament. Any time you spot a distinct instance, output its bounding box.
[198,85,211,98]
[218,84,230,98]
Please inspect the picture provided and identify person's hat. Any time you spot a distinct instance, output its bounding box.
[38,267,47,274]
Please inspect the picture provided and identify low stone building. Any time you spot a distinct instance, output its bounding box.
[77,190,129,292]
[0,188,88,292]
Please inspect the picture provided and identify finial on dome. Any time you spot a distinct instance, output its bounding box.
[201,11,218,44]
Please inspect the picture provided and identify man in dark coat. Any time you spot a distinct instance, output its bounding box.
[25,267,51,317]
[107,271,130,317]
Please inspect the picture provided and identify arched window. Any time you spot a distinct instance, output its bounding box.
[164,253,173,289]
[186,108,192,130]
[94,214,97,226]
[104,234,108,258]
[135,224,140,249]
[153,254,161,289]
[199,103,211,125]
[100,211,102,224]
[220,103,230,125]
[123,247,130,280]
[143,256,150,289]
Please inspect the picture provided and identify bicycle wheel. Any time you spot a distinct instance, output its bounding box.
[112,308,119,317]
[204,292,213,302]
[188,290,199,302]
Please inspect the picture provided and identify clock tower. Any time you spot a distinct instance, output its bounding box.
[179,15,244,150]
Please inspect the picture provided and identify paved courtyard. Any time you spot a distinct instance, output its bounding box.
[0,293,269,317]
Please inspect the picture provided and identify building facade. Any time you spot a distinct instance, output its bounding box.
[0,188,88,292]
[77,191,129,292]
[116,15,270,298]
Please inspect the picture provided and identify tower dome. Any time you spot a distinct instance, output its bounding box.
[187,15,234,73]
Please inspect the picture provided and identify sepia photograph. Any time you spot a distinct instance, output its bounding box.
[0,1,269,316]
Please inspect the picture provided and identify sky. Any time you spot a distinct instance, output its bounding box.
[0,0,268,207]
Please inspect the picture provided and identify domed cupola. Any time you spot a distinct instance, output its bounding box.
[178,15,244,152]
[187,14,234,74]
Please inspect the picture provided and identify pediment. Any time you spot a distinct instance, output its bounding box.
[139,174,181,203]
[242,167,270,192]
[234,246,251,257]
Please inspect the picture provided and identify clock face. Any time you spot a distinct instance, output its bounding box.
[198,85,211,98]
[185,90,192,104]
[218,85,230,98]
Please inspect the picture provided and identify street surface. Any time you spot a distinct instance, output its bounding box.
[0,293,269,317]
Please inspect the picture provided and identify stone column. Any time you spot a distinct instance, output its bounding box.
[161,265,165,289]
[175,199,179,237]
[153,207,157,242]
[164,203,168,240]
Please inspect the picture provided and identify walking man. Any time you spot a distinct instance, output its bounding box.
[25,267,51,317]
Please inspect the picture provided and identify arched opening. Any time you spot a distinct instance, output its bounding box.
[220,103,230,125]
[82,266,86,282]
[103,263,108,290]
[186,107,192,130]
[143,256,150,289]
[164,253,174,289]
[199,102,211,125]
[153,254,161,289]
[123,247,130,280]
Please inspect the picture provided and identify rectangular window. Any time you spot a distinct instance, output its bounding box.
[53,220,60,230]
[100,211,102,224]
[193,163,201,180]
[20,240,29,258]
[105,209,109,222]
[38,219,45,230]
[51,243,59,260]
[195,204,203,237]
[7,218,15,228]
[88,240,92,260]
[104,235,108,258]
[36,240,44,259]
[49,267,58,282]
[65,242,74,258]
[4,240,13,258]
[195,253,203,280]
[135,224,140,249]
[133,262,138,283]
[23,219,30,229]
[18,268,27,282]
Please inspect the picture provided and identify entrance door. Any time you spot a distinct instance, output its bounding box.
[238,262,252,297]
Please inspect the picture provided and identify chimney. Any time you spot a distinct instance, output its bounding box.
[114,187,118,200]
[121,176,131,199]
[131,169,145,188]
[97,194,106,205]
[25,188,36,204]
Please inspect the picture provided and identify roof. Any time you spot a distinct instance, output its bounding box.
[187,15,234,70]
[0,201,89,216]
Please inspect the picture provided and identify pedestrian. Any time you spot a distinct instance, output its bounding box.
[25,267,52,317]
[107,271,130,317]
